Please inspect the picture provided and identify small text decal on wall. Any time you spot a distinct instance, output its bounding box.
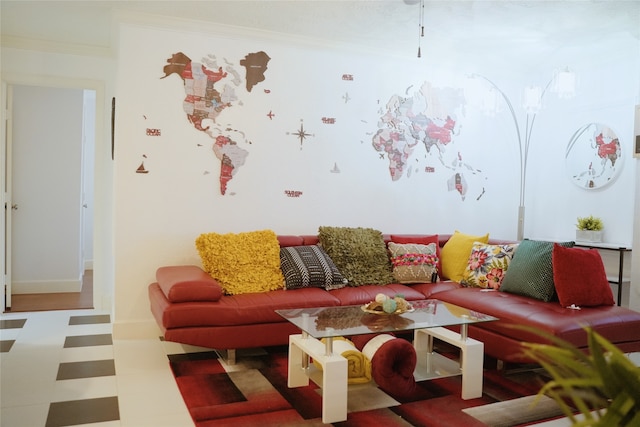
[146,128,161,136]
[284,190,303,198]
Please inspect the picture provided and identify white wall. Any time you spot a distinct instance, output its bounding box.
[1,10,637,326]
[112,21,639,333]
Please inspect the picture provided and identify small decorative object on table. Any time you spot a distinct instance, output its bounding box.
[362,293,414,315]
[576,215,604,242]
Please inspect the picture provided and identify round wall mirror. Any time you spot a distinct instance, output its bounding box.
[565,123,623,190]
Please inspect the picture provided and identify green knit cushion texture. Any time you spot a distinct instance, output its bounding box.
[500,239,574,302]
[318,226,394,286]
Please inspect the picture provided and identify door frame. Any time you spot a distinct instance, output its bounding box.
[1,74,108,312]
[1,82,11,310]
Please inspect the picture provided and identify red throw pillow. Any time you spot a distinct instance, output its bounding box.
[552,243,615,307]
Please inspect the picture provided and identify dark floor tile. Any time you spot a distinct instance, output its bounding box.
[46,396,119,427]
[167,351,220,363]
[0,340,15,352]
[56,359,115,380]
[68,315,111,325]
[0,318,27,329]
[63,334,112,348]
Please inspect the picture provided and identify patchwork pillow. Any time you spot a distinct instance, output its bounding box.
[460,242,518,289]
[440,230,490,282]
[318,226,394,286]
[280,245,347,290]
[390,234,441,275]
[500,239,574,302]
[195,230,284,295]
[388,242,438,284]
[552,244,615,307]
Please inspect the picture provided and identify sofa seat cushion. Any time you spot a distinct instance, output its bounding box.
[156,266,223,302]
[408,281,462,298]
[155,286,341,329]
[329,284,425,306]
[435,288,640,349]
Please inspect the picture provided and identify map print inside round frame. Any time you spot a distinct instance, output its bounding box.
[565,123,623,190]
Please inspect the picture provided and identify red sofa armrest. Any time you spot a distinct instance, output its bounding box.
[156,265,223,302]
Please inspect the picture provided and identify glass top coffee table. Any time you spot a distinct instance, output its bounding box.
[276,299,498,423]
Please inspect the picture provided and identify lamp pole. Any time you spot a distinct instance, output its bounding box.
[471,74,555,241]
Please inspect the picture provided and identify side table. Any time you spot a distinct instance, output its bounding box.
[574,242,632,306]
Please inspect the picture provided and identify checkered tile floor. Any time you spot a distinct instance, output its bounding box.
[0,309,205,427]
[3,309,639,427]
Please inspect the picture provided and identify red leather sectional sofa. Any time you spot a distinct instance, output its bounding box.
[148,234,640,365]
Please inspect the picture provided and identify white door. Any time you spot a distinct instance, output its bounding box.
[8,85,85,299]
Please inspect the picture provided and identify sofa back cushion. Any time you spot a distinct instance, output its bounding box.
[277,235,305,247]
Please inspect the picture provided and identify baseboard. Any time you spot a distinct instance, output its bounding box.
[12,279,82,294]
[84,259,94,270]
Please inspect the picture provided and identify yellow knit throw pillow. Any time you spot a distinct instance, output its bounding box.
[440,230,489,282]
[195,230,284,295]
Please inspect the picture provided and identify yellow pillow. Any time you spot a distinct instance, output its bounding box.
[440,230,489,282]
[195,230,284,295]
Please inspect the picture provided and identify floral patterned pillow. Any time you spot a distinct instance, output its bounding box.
[460,242,518,289]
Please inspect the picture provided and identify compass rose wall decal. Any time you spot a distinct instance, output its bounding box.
[287,119,315,149]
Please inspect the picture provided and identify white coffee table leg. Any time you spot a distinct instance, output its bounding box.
[288,334,348,423]
[414,326,484,399]
[458,326,484,399]
[288,334,310,388]
[320,352,348,423]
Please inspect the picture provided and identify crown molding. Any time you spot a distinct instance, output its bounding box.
[0,35,114,59]
[112,7,416,60]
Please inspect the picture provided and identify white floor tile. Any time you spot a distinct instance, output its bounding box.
[0,403,50,427]
[52,376,119,402]
[0,327,22,340]
[66,323,113,336]
[112,339,169,375]
[116,370,179,398]
[60,344,115,363]
[0,379,56,407]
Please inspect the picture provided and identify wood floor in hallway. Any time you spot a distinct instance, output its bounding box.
[5,270,93,312]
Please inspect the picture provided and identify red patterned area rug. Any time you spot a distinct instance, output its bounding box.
[168,344,563,427]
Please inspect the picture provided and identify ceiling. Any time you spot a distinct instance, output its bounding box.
[1,0,639,60]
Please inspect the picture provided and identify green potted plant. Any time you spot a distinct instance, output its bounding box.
[520,326,640,426]
[576,215,604,242]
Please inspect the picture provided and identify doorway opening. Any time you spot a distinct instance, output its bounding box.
[2,84,96,313]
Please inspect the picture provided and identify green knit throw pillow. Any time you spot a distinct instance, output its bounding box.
[318,226,394,286]
[500,239,574,302]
